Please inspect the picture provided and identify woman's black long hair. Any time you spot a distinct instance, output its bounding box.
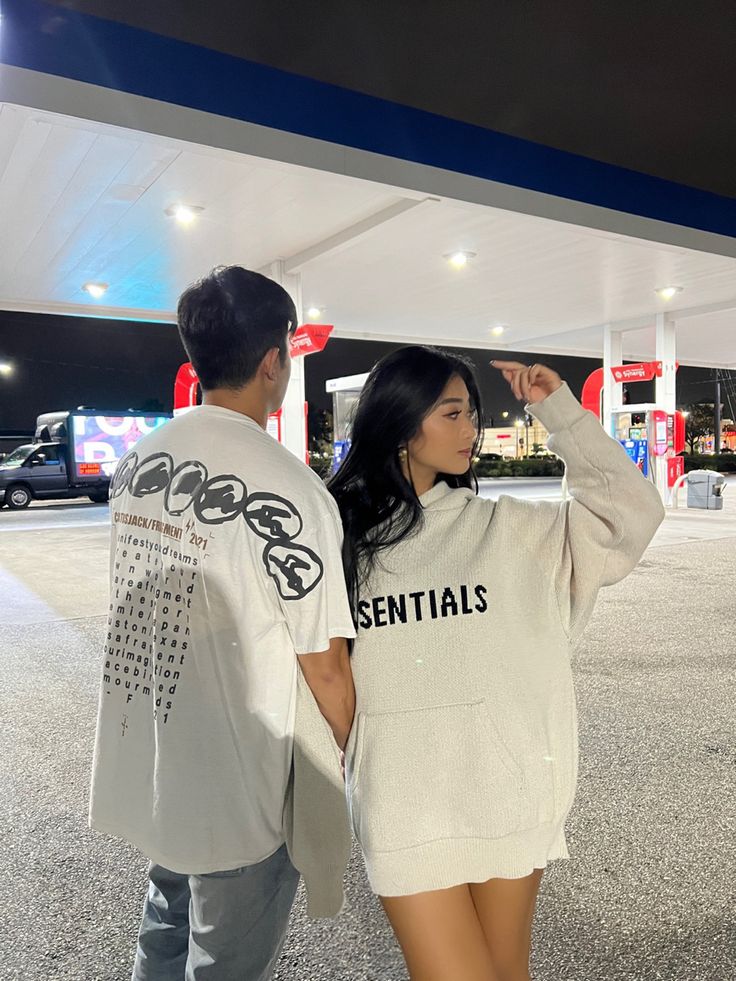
[326,345,484,640]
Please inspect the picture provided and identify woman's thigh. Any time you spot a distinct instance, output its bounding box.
[468,868,544,980]
[379,883,498,981]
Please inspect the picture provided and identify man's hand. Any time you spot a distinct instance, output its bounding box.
[491,360,563,404]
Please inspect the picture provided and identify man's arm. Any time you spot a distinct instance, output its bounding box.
[297,636,355,751]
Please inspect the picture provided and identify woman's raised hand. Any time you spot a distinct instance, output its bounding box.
[490,360,563,404]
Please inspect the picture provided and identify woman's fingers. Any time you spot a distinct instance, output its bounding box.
[493,360,525,401]
[519,368,529,402]
[516,368,528,402]
[491,359,527,370]
[493,359,562,404]
[492,359,543,402]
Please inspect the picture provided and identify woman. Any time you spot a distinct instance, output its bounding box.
[327,347,664,981]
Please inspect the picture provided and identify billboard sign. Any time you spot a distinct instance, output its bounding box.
[70,414,169,478]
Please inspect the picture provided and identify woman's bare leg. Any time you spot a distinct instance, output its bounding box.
[468,869,545,981]
[380,883,498,981]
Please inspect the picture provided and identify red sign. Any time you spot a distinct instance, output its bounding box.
[289,324,333,356]
[582,364,683,426]
[651,409,669,456]
[581,367,604,416]
[611,361,659,383]
[174,362,199,413]
[674,411,685,455]
[173,324,333,416]
[667,456,684,488]
[79,462,102,475]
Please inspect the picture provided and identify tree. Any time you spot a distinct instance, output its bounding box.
[682,402,716,453]
[308,407,334,479]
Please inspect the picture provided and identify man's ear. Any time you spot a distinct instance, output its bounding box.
[261,346,281,381]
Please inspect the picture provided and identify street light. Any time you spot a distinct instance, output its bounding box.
[0,361,13,376]
[515,418,524,458]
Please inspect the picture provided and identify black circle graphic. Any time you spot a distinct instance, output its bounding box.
[130,453,174,498]
[165,461,209,516]
[111,451,139,498]
[263,541,324,600]
[193,474,248,525]
[244,493,303,542]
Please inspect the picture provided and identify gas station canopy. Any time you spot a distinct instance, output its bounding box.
[1,1,736,368]
[1,0,736,499]
[0,98,735,369]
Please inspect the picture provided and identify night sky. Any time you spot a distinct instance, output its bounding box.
[0,310,728,436]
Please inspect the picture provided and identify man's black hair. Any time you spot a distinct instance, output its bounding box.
[177,265,298,390]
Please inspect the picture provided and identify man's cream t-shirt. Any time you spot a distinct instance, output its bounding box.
[89,405,356,874]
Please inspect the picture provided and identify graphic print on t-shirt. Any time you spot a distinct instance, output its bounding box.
[107,530,196,726]
[103,449,325,726]
[165,461,209,516]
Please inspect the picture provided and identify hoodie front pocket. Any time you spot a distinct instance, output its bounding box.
[353,698,537,854]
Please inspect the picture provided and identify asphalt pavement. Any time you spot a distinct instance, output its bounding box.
[1,480,734,980]
[0,478,570,534]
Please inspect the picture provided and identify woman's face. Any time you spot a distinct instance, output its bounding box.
[406,374,479,476]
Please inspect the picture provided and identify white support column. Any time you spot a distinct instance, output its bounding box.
[654,313,677,503]
[602,325,623,435]
[266,261,306,463]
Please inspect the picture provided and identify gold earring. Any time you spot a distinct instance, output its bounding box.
[398,447,408,460]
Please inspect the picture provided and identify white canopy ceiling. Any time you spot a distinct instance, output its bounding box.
[1,100,735,368]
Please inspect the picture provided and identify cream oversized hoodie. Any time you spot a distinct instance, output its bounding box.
[285,381,665,912]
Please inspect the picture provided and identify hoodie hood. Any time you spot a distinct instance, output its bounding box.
[418,479,476,511]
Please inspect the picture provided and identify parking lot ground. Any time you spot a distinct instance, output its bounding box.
[1,481,734,979]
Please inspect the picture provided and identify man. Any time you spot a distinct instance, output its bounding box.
[89,266,357,980]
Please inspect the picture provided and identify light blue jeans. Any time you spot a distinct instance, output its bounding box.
[131,843,301,980]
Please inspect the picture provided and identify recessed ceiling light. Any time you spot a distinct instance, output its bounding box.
[490,325,506,336]
[165,203,204,225]
[444,250,476,269]
[655,285,683,300]
[82,282,109,299]
[306,306,323,320]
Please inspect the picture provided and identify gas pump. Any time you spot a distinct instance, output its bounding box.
[611,405,685,486]
[583,360,686,500]
[612,407,649,475]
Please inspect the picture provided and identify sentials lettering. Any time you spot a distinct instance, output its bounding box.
[358,584,488,629]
